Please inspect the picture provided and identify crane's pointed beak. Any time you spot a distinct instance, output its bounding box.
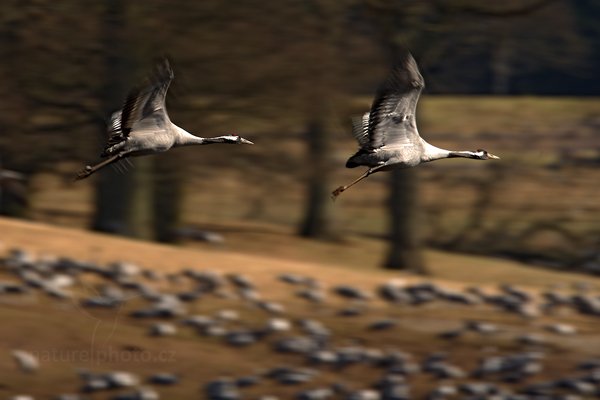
[239,137,253,145]
[488,153,500,160]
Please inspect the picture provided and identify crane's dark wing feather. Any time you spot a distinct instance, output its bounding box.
[120,58,174,136]
[365,52,424,150]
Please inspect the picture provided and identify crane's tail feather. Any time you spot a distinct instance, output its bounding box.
[111,158,134,175]
[112,161,126,175]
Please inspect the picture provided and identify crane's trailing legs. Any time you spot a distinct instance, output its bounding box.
[331,168,375,200]
[74,153,125,181]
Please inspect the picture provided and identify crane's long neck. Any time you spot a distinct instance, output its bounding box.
[174,126,203,146]
[420,139,479,162]
[420,140,452,162]
[174,126,230,146]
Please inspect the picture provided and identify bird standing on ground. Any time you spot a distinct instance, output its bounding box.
[332,52,499,199]
[75,59,253,180]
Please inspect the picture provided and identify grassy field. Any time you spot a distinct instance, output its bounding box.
[1,217,600,398]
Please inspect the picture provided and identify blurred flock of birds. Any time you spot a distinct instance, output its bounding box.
[2,245,600,399]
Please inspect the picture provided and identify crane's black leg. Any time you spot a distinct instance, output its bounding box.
[74,153,125,181]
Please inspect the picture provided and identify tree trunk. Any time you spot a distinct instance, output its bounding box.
[381,54,427,273]
[383,168,427,273]
[0,4,31,218]
[152,153,182,243]
[92,0,129,235]
[358,9,427,272]
[298,119,336,240]
[0,180,28,218]
[93,0,153,239]
[127,157,154,240]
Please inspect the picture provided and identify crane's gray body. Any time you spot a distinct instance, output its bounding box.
[104,112,178,157]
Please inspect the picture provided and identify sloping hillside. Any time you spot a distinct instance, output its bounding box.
[1,217,599,399]
[1,217,598,289]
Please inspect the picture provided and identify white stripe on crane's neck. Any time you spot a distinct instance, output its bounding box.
[419,139,452,162]
[173,125,206,146]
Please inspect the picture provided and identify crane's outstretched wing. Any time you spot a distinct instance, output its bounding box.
[365,51,424,150]
[102,59,174,157]
[120,58,174,136]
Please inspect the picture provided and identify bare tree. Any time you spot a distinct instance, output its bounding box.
[359,1,428,272]
[299,119,336,239]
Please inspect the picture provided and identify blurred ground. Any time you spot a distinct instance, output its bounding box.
[1,217,600,398]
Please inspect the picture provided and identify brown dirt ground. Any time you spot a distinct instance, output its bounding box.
[1,217,600,399]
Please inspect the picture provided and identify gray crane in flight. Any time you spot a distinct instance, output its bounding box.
[75,59,253,180]
[332,52,499,199]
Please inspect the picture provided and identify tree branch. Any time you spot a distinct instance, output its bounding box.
[435,0,557,18]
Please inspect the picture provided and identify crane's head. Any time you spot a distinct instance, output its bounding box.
[474,149,500,160]
[221,134,254,145]
[448,149,500,160]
